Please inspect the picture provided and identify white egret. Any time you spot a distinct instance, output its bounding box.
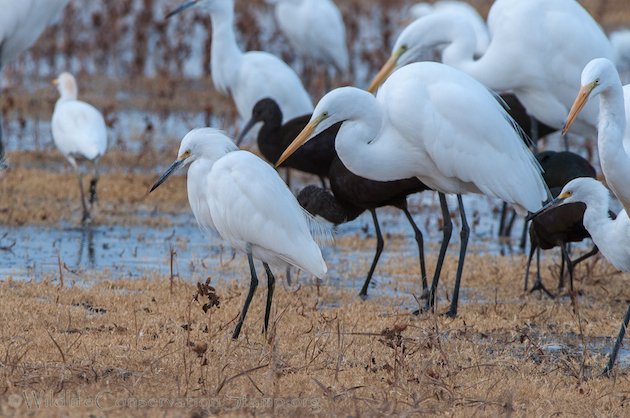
[52,72,108,224]
[533,177,629,376]
[610,29,630,82]
[408,1,490,57]
[0,0,70,167]
[371,0,615,139]
[269,0,349,74]
[563,58,630,214]
[166,0,313,125]
[150,128,327,339]
[277,62,549,317]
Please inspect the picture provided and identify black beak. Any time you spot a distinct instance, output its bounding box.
[526,197,563,222]
[236,118,259,147]
[150,159,184,192]
[166,0,198,19]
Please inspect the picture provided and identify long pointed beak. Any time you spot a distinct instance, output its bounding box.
[166,0,198,19]
[276,119,320,167]
[150,159,184,192]
[236,118,258,147]
[562,82,595,136]
[52,79,59,86]
[367,47,404,93]
[526,197,563,222]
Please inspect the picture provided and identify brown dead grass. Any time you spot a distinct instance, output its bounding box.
[1,252,630,417]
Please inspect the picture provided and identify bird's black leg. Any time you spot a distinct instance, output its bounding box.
[359,209,384,299]
[519,219,528,251]
[504,208,517,237]
[445,195,469,318]
[530,247,555,299]
[285,266,292,286]
[558,246,567,290]
[262,262,275,336]
[0,110,6,170]
[318,176,327,189]
[89,160,99,206]
[401,206,428,298]
[572,245,599,267]
[603,302,630,377]
[284,168,291,189]
[524,241,536,291]
[561,244,575,293]
[76,172,90,225]
[498,202,508,237]
[232,251,259,339]
[563,134,570,152]
[422,193,452,313]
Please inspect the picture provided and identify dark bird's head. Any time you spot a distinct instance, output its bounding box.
[236,98,283,146]
[297,185,330,217]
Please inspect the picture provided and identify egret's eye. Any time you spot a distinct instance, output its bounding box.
[594,79,600,85]
[181,149,191,159]
[321,112,329,118]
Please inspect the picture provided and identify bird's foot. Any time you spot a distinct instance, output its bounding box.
[412,303,433,316]
[442,309,457,318]
[358,291,369,301]
[529,281,555,299]
[81,211,92,226]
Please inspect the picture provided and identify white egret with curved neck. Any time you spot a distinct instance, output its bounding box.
[150,128,327,339]
[269,0,349,74]
[0,0,70,167]
[278,61,549,317]
[371,0,614,139]
[52,72,108,224]
[166,0,313,124]
[563,58,630,214]
[533,177,629,376]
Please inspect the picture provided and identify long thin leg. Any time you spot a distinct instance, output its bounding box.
[504,208,517,237]
[401,206,428,297]
[423,193,453,313]
[524,241,536,291]
[519,219,528,251]
[561,244,575,293]
[558,246,567,290]
[603,302,630,377]
[498,202,508,237]
[232,251,259,340]
[0,111,6,169]
[284,168,291,189]
[572,246,599,267]
[359,209,384,299]
[262,262,275,336]
[530,247,555,298]
[89,159,99,206]
[76,172,90,224]
[446,195,469,317]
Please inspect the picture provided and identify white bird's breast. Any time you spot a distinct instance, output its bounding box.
[51,99,107,161]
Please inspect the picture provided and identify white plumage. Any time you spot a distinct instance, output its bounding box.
[150,128,326,338]
[278,61,548,316]
[167,0,313,124]
[377,0,615,139]
[270,0,349,73]
[51,72,107,223]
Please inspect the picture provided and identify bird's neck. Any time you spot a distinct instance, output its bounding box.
[581,193,616,245]
[210,6,243,95]
[335,104,419,182]
[257,118,283,161]
[598,83,630,213]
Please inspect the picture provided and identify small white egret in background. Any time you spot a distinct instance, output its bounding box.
[408,1,490,57]
[373,0,615,139]
[610,29,630,82]
[150,128,327,339]
[52,72,108,224]
[563,58,630,215]
[278,61,549,317]
[269,0,349,74]
[166,0,313,125]
[0,0,70,167]
[532,178,629,376]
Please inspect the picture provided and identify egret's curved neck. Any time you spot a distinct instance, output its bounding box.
[580,193,614,244]
[598,82,630,212]
[209,5,243,95]
[334,100,417,182]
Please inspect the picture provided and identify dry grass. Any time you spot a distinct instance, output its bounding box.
[1,252,630,417]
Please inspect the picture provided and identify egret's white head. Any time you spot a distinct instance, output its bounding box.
[53,72,78,100]
[409,3,434,20]
[150,128,238,192]
[166,0,232,18]
[368,12,474,93]
[556,177,610,206]
[276,87,377,166]
[563,58,621,135]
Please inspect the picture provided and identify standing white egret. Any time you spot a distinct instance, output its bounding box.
[150,128,327,339]
[532,178,629,376]
[408,1,490,57]
[563,58,630,215]
[0,0,70,167]
[166,0,313,125]
[52,72,108,224]
[277,62,549,317]
[371,0,615,139]
[268,0,349,74]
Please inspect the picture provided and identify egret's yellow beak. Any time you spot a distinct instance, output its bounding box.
[368,46,406,93]
[557,191,572,199]
[52,78,59,86]
[563,81,596,136]
[276,114,326,167]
